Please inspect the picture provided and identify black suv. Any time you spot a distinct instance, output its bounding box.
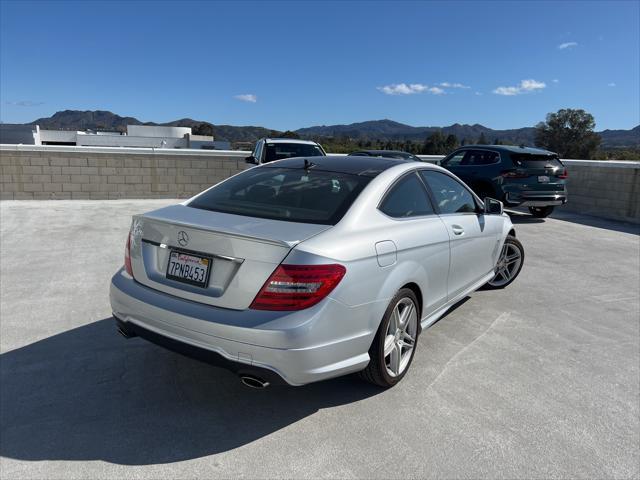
[440,145,568,218]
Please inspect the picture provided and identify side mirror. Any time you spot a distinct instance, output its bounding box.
[484,197,503,215]
[245,156,257,165]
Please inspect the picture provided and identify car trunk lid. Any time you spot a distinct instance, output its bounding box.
[129,204,330,310]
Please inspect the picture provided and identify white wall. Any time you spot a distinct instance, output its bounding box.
[126,125,191,138]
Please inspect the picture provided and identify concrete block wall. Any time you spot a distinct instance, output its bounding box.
[562,160,639,224]
[1,146,639,224]
[0,146,246,200]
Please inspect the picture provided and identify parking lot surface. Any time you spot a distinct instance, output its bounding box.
[1,200,638,479]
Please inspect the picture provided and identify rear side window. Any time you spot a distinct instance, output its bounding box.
[420,171,478,214]
[511,153,563,168]
[263,143,325,163]
[189,167,370,225]
[380,173,434,218]
[462,150,500,166]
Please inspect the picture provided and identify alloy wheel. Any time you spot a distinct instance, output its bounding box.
[384,297,418,377]
[488,242,523,287]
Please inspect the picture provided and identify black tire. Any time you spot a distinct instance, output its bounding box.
[483,235,525,290]
[528,206,554,218]
[358,288,420,388]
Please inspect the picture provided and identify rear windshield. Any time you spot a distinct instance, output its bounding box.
[189,167,371,225]
[264,143,325,163]
[511,153,563,168]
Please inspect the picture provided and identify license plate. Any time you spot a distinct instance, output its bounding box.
[166,250,211,288]
[538,175,550,183]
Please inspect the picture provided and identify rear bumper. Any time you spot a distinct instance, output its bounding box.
[505,192,567,207]
[109,269,376,386]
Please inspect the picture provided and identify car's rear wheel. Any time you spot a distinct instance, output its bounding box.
[485,235,524,289]
[528,206,554,218]
[359,289,419,388]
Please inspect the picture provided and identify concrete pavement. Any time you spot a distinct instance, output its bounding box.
[1,200,638,479]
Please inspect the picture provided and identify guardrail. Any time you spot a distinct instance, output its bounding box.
[1,145,638,224]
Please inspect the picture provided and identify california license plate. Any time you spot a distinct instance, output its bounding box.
[538,175,550,183]
[166,250,211,288]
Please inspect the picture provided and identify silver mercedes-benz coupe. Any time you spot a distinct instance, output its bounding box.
[110,155,524,388]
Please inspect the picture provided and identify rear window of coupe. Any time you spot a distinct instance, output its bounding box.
[188,167,371,225]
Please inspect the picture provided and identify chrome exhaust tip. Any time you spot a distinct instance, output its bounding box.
[240,375,270,389]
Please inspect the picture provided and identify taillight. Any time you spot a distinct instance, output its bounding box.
[557,168,568,179]
[124,232,133,276]
[501,170,529,179]
[250,264,346,311]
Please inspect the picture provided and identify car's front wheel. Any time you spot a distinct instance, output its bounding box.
[359,288,420,388]
[528,206,554,218]
[485,235,524,289]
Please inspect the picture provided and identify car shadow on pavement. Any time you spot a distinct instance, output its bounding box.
[0,318,383,466]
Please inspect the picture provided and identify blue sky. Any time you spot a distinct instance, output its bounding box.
[1,0,638,131]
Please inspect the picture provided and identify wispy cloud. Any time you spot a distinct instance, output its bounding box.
[608,82,616,87]
[493,79,546,96]
[377,83,426,95]
[377,83,445,95]
[234,94,257,103]
[474,91,483,96]
[557,41,578,50]
[552,79,559,83]
[5,100,45,107]
[438,82,470,89]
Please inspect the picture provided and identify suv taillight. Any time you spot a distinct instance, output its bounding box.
[124,232,133,276]
[250,264,346,311]
[557,168,568,179]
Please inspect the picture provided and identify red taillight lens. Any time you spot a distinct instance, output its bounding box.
[557,168,568,179]
[124,232,133,276]
[250,264,346,311]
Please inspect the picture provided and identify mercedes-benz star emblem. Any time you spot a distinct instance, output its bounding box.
[177,230,189,247]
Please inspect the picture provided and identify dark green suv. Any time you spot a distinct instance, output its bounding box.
[440,145,568,218]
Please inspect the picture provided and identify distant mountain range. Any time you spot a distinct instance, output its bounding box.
[26,110,640,148]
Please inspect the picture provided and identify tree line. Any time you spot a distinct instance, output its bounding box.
[221,109,638,160]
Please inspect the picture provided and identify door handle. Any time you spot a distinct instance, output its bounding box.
[451,225,465,236]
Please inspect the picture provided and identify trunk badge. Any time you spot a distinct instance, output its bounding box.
[177,230,189,247]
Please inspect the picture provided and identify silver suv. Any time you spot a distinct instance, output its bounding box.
[245,138,326,166]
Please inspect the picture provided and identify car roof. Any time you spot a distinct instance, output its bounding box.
[262,154,408,177]
[350,149,413,155]
[456,144,557,155]
[262,138,320,145]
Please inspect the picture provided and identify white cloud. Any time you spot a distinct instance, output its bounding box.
[377,83,426,95]
[493,79,546,96]
[558,41,578,50]
[439,82,470,89]
[428,86,445,95]
[475,91,483,96]
[234,94,257,103]
[608,82,616,87]
[552,79,559,83]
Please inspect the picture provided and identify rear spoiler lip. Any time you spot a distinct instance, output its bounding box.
[133,213,326,249]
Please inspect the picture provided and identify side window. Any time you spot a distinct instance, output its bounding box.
[253,141,263,163]
[380,173,435,218]
[441,151,466,167]
[420,171,478,215]
[463,150,500,166]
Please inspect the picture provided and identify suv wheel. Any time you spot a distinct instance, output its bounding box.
[359,289,419,388]
[528,206,554,218]
[485,235,524,289]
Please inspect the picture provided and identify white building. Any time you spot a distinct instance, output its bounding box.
[0,123,231,150]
